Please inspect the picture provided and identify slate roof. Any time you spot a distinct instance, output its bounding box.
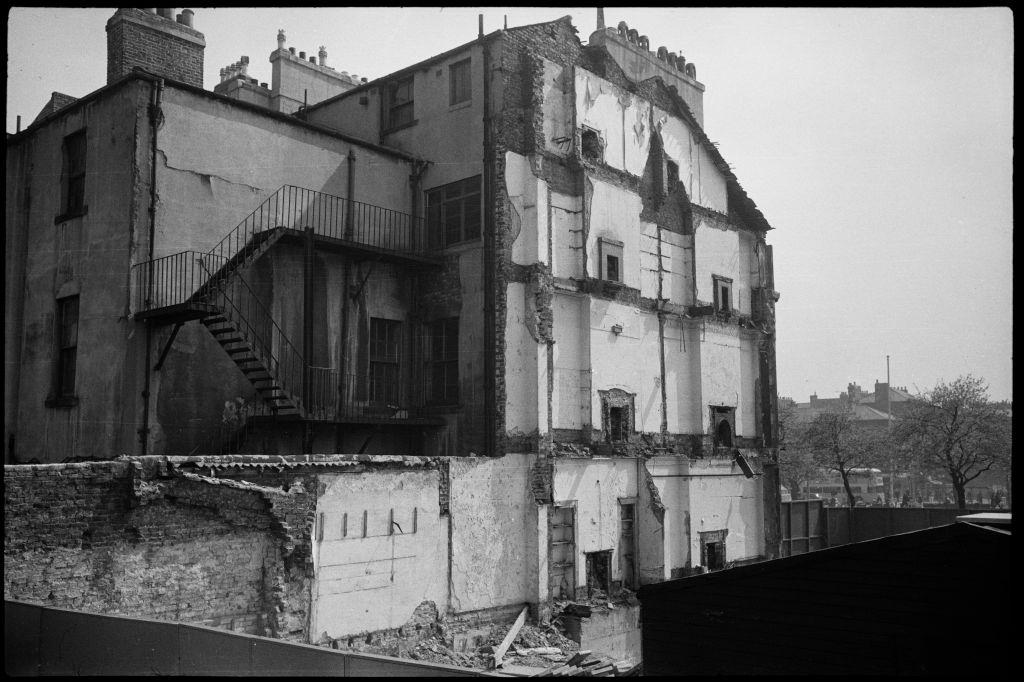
[638,522,1012,675]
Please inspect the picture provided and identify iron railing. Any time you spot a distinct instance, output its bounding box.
[133,185,436,313]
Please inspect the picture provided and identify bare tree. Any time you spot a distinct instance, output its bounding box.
[896,375,1011,510]
[803,407,885,507]
[778,399,817,499]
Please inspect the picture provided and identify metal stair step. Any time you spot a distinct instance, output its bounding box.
[226,347,256,356]
[214,336,244,345]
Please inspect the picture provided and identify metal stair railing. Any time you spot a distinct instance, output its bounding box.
[132,184,434,313]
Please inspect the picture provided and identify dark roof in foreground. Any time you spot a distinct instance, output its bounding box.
[639,521,1012,675]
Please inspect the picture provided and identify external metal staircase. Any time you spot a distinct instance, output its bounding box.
[132,185,442,450]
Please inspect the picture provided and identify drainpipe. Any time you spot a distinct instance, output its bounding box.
[345,150,355,239]
[337,150,356,432]
[140,76,164,457]
[482,36,496,457]
[656,225,668,438]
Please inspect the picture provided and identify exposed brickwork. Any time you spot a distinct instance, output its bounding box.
[106,9,205,88]
[3,458,312,641]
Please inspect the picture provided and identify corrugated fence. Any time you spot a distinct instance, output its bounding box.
[4,600,489,677]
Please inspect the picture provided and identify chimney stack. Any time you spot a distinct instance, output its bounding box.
[106,8,206,87]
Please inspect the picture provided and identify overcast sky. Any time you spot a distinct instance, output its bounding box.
[6,7,1014,402]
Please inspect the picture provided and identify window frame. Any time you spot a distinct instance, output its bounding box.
[49,295,80,406]
[368,317,402,405]
[426,176,482,248]
[386,75,415,130]
[712,274,733,314]
[59,129,87,220]
[449,58,472,106]
[598,238,624,283]
[427,317,459,406]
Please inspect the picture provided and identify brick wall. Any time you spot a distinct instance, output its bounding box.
[3,459,312,641]
[106,9,205,88]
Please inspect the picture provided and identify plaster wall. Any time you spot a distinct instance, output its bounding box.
[586,179,644,288]
[661,318,702,434]
[575,70,651,176]
[304,87,381,142]
[449,455,537,612]
[552,293,590,431]
[504,282,540,436]
[506,151,549,267]
[588,301,662,433]
[5,82,148,463]
[312,470,448,637]
[637,225,693,305]
[699,320,743,433]
[542,59,573,158]
[738,335,758,438]
[551,191,584,280]
[694,219,748,313]
[655,108,727,214]
[646,456,764,572]
[636,464,667,583]
[553,458,639,587]
[154,87,413,259]
[270,50,358,114]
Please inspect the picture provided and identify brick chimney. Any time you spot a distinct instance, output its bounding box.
[106,8,206,87]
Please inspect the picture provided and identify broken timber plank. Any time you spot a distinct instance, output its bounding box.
[492,606,529,668]
[566,650,592,666]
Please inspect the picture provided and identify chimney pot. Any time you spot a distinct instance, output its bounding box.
[181,9,194,27]
[175,13,183,24]
[158,8,173,20]
[299,51,306,59]
[318,46,327,66]
[478,13,484,38]
[361,77,368,83]
[289,47,296,55]
[260,82,268,89]
[277,29,286,49]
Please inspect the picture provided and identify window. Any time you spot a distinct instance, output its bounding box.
[549,504,576,600]
[665,159,679,189]
[449,58,471,106]
[369,318,402,404]
[428,317,459,404]
[387,76,414,129]
[56,296,79,399]
[426,176,481,247]
[61,130,87,217]
[585,550,613,598]
[712,275,733,314]
[581,127,604,162]
[710,405,736,448]
[699,529,728,572]
[619,501,637,589]
[599,238,623,283]
[600,388,634,443]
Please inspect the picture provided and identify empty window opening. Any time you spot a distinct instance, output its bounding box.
[601,389,635,444]
[619,501,637,590]
[716,419,733,447]
[581,127,604,162]
[666,159,679,188]
[599,238,624,283]
[449,58,471,105]
[713,275,733,314]
[585,550,613,599]
[608,406,626,441]
[699,529,728,572]
[549,505,576,600]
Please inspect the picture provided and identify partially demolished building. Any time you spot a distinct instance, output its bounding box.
[5,8,782,651]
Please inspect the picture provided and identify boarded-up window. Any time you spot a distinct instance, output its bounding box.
[449,58,471,105]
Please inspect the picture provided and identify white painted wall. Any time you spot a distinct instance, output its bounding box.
[655,107,728,213]
[551,191,584,280]
[694,218,742,310]
[662,318,702,433]
[506,151,549,267]
[699,321,742,431]
[312,470,447,637]
[553,458,640,587]
[505,281,540,436]
[449,454,538,612]
[552,291,590,431]
[586,178,643,287]
[588,300,662,433]
[575,70,652,176]
[543,58,573,158]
